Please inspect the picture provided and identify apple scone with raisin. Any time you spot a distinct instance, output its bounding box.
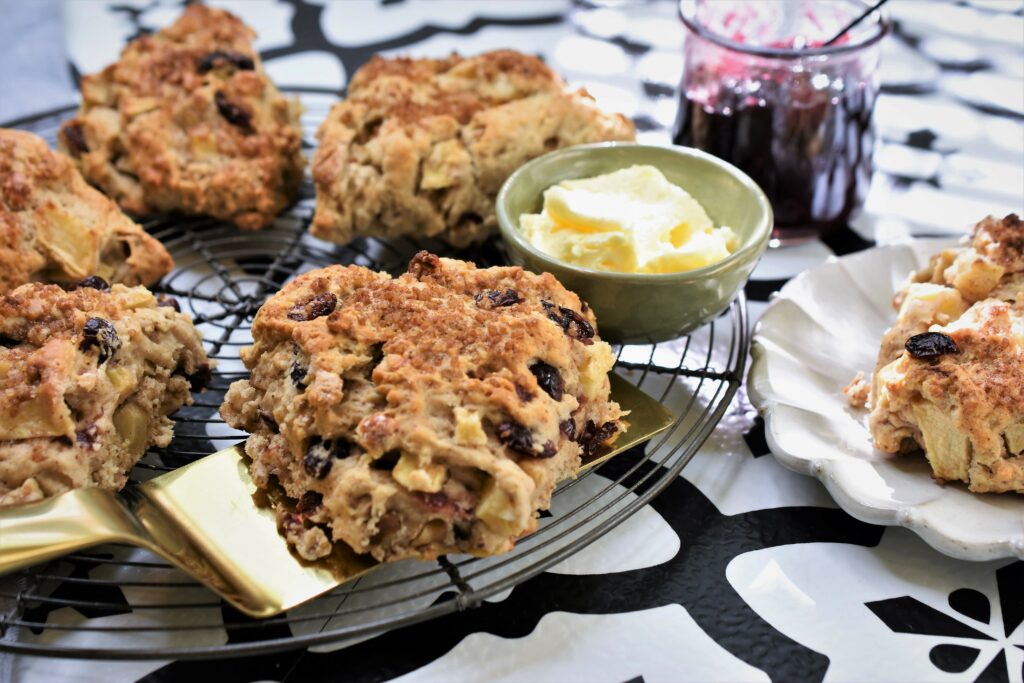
[0,281,211,507]
[58,4,304,230]
[311,50,635,247]
[0,128,173,294]
[848,214,1023,493]
[221,252,625,562]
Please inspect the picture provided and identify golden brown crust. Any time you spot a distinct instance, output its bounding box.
[221,253,625,561]
[0,283,211,506]
[971,213,1024,272]
[0,128,173,294]
[59,5,304,230]
[311,50,636,247]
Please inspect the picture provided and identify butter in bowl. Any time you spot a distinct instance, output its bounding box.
[497,142,773,343]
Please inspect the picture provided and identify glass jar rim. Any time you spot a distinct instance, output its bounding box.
[678,0,891,59]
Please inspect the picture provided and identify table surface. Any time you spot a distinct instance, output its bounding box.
[1,1,1023,682]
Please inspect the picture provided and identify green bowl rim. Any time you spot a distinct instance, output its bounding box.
[495,141,774,284]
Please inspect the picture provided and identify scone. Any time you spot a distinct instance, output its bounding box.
[0,128,173,294]
[849,214,1024,493]
[311,50,636,247]
[0,281,211,506]
[221,252,625,562]
[58,4,304,230]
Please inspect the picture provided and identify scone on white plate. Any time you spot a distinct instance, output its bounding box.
[848,214,1023,494]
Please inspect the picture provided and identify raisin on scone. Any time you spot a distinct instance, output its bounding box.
[221,252,626,562]
[849,214,1024,494]
[58,5,304,230]
[0,282,211,506]
[0,129,173,294]
[311,50,636,248]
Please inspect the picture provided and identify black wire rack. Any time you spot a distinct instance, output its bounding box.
[0,91,748,660]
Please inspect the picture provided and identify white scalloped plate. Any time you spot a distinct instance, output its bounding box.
[748,239,1024,561]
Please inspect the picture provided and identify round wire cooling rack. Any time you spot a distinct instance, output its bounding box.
[0,90,749,660]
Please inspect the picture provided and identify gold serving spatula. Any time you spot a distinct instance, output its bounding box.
[0,374,673,618]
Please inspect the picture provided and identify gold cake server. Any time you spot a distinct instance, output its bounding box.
[0,374,673,618]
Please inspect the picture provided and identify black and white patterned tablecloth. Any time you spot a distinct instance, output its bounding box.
[2,1,1023,681]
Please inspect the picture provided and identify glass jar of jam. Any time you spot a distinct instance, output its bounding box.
[673,1,889,243]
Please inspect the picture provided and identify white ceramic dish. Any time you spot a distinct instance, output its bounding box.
[748,239,1024,561]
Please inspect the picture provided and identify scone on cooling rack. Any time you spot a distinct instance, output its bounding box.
[0,281,211,507]
[311,50,636,248]
[58,4,304,230]
[221,252,626,562]
[847,214,1024,493]
[0,128,173,294]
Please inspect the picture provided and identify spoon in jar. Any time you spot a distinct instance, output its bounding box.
[823,0,891,46]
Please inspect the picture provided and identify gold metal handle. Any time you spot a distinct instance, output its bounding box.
[0,377,676,616]
[0,488,144,576]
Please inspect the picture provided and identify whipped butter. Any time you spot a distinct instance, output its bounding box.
[519,165,737,274]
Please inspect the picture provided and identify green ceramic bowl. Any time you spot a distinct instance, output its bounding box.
[496,142,773,344]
